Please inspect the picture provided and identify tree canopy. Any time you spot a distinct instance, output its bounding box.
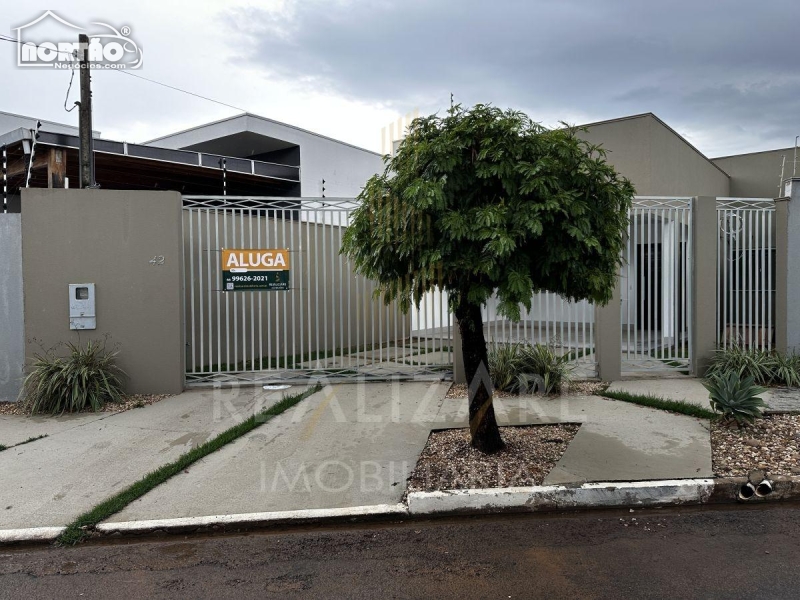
[342,104,634,452]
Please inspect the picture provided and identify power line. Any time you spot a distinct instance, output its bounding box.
[0,35,246,113]
[115,70,246,112]
[64,52,78,113]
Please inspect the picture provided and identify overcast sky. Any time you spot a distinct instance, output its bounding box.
[3,1,798,157]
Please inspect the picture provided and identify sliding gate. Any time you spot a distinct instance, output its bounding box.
[621,197,693,373]
[183,196,453,385]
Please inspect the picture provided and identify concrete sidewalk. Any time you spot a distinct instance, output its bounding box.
[453,393,711,484]
[106,385,711,526]
[607,377,800,413]
[0,385,313,530]
[1,380,715,535]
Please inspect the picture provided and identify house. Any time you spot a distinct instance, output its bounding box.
[578,112,793,200]
[144,113,384,199]
[0,110,384,213]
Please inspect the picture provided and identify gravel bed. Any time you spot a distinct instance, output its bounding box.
[445,384,516,399]
[445,380,608,399]
[0,394,170,417]
[406,424,579,492]
[711,414,800,477]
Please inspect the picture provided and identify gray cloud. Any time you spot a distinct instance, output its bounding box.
[223,0,800,155]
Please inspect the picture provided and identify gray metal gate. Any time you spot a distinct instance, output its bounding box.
[621,197,694,373]
[182,196,453,385]
[717,198,776,350]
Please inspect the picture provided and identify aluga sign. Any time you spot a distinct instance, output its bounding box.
[221,249,291,292]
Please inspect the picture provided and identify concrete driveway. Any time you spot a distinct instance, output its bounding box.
[107,381,450,523]
[0,385,311,530]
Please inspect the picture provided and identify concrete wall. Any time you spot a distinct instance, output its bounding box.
[21,189,185,395]
[145,114,384,198]
[712,148,794,198]
[0,214,24,401]
[780,179,800,353]
[579,114,730,197]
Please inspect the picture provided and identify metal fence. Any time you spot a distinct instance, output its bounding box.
[716,198,776,351]
[621,197,693,372]
[182,196,452,385]
[481,293,596,377]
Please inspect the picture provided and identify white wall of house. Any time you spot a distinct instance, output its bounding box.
[144,113,383,199]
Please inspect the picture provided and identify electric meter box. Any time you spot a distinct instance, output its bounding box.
[69,283,96,330]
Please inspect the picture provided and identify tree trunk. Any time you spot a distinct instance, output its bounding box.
[455,298,505,454]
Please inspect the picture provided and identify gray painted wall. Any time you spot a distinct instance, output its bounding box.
[784,179,800,353]
[144,114,383,198]
[712,148,793,198]
[0,214,24,401]
[579,114,730,197]
[22,189,185,395]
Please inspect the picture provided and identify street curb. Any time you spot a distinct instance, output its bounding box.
[406,479,715,514]
[406,476,800,515]
[0,527,65,543]
[3,477,800,544]
[95,503,409,536]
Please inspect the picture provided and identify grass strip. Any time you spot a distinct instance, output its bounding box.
[0,434,49,452]
[57,384,322,546]
[598,390,716,420]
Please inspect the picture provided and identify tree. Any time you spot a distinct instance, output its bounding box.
[341,104,634,453]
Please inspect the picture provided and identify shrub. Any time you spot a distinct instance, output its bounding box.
[487,342,571,395]
[706,343,800,387]
[706,343,774,385]
[20,339,127,415]
[703,371,767,426]
[771,352,800,387]
[518,342,571,394]
[487,343,522,392]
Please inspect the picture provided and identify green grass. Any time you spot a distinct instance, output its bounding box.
[17,434,48,446]
[598,390,716,420]
[0,434,49,452]
[57,384,321,546]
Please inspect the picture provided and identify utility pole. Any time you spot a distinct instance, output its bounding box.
[77,34,96,188]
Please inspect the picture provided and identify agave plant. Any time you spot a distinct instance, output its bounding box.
[20,339,127,415]
[703,371,767,426]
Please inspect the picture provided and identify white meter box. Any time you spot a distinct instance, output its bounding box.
[69,283,96,330]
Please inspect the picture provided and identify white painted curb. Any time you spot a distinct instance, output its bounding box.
[406,479,716,515]
[0,479,725,543]
[0,526,65,543]
[96,503,409,534]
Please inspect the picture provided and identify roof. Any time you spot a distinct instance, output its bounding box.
[712,146,798,160]
[0,109,101,137]
[1,129,300,196]
[578,112,730,178]
[144,112,382,157]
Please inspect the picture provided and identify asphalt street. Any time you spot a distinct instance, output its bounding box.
[2,504,799,599]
